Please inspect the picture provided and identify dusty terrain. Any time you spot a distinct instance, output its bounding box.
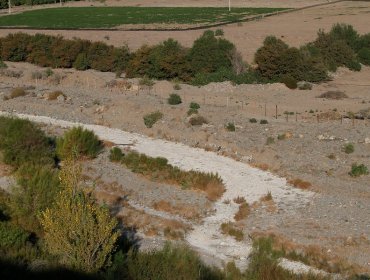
[0,1,369,62]
[0,60,369,274]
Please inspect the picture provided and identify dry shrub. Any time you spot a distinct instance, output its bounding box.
[144,227,158,237]
[189,115,208,126]
[163,227,184,240]
[94,190,122,205]
[9,88,27,99]
[234,202,250,221]
[318,91,348,100]
[288,178,312,190]
[251,162,270,171]
[0,69,23,78]
[233,196,246,204]
[46,90,64,100]
[153,200,173,213]
[318,111,341,120]
[260,191,273,202]
[220,222,244,241]
[204,180,225,201]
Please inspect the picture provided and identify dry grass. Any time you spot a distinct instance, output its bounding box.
[234,202,250,221]
[233,196,246,204]
[318,91,348,100]
[288,178,312,190]
[220,222,244,241]
[46,90,64,100]
[260,191,273,202]
[8,87,27,99]
[153,200,201,220]
[251,162,270,171]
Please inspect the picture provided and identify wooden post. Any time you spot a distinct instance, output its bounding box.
[341,115,343,124]
[275,105,278,119]
[264,103,267,117]
[295,112,297,122]
[317,115,319,123]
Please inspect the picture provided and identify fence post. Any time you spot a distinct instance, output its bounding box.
[275,105,278,119]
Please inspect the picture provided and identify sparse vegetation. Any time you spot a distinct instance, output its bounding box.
[114,151,225,200]
[220,222,244,241]
[266,136,275,145]
[343,143,354,154]
[233,196,246,204]
[318,91,348,100]
[234,202,250,221]
[143,111,163,128]
[189,115,208,126]
[46,90,64,100]
[260,119,268,124]
[109,147,124,162]
[9,88,27,99]
[249,118,257,123]
[288,178,312,190]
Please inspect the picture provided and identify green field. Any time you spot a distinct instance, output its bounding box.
[0,7,289,29]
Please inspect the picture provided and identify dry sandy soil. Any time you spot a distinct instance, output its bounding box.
[0,60,369,274]
[0,1,369,62]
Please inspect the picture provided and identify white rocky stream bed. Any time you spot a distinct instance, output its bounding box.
[0,111,329,276]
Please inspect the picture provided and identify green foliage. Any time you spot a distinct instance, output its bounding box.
[143,111,163,128]
[73,53,89,70]
[260,119,268,124]
[281,75,297,89]
[109,147,124,162]
[215,29,224,36]
[189,30,234,74]
[226,122,236,132]
[220,222,244,241]
[40,158,119,273]
[9,164,61,235]
[0,117,54,167]
[56,127,102,160]
[349,163,369,177]
[124,243,223,280]
[343,143,354,154]
[329,23,360,51]
[0,221,29,249]
[358,48,370,65]
[190,102,200,110]
[168,93,182,105]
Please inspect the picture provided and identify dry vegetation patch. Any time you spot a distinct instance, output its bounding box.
[220,222,244,241]
[288,178,312,190]
[234,202,250,221]
[318,91,348,100]
[152,200,201,220]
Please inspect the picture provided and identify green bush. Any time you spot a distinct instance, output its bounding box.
[56,126,102,159]
[349,163,369,177]
[168,93,182,105]
[249,118,257,123]
[189,30,234,74]
[109,147,124,162]
[260,119,268,124]
[0,117,55,167]
[358,48,370,65]
[9,164,61,235]
[143,111,163,128]
[215,29,224,36]
[0,59,7,69]
[226,122,235,132]
[73,53,89,70]
[190,102,200,110]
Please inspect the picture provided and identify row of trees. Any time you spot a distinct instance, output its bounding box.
[0,24,369,86]
[0,0,79,9]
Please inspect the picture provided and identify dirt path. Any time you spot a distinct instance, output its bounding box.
[0,111,316,268]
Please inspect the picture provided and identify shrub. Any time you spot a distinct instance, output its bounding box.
[187,108,198,116]
[46,90,64,100]
[56,126,102,159]
[189,115,208,126]
[249,118,257,123]
[260,119,268,124]
[358,48,370,65]
[346,60,361,71]
[329,23,359,50]
[297,81,313,90]
[190,102,200,110]
[9,88,27,99]
[343,143,354,154]
[109,147,124,162]
[266,137,275,145]
[0,117,55,167]
[349,163,369,177]
[173,83,181,90]
[143,111,163,128]
[168,93,182,105]
[139,75,155,87]
[234,202,250,221]
[126,45,154,78]
[288,178,312,189]
[226,122,236,132]
[0,33,31,62]
[281,75,297,89]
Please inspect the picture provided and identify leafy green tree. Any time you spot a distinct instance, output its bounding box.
[189,30,235,74]
[40,158,119,273]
